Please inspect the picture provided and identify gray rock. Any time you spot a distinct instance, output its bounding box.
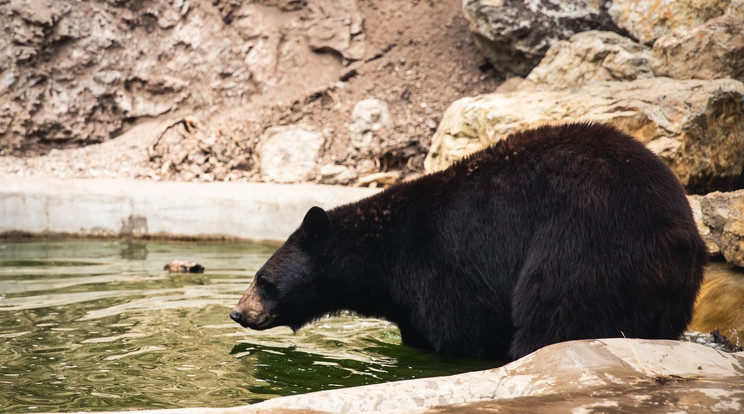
[519,31,653,90]
[258,126,325,183]
[347,98,391,150]
[462,0,623,76]
[317,164,357,185]
[306,0,366,62]
[651,14,744,81]
[609,0,744,44]
[425,77,744,194]
[701,190,744,267]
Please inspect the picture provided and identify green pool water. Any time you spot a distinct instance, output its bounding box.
[0,240,501,413]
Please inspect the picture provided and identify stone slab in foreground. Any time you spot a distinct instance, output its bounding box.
[52,339,744,414]
[0,178,378,242]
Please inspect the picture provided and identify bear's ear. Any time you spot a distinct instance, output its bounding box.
[302,206,332,239]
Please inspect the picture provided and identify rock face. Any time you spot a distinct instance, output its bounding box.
[258,126,325,183]
[651,14,744,81]
[0,0,235,150]
[519,31,653,90]
[0,0,354,153]
[608,0,744,44]
[2,0,501,186]
[462,0,623,76]
[425,77,744,194]
[701,190,744,267]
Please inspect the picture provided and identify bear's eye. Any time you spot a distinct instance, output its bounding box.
[254,273,277,296]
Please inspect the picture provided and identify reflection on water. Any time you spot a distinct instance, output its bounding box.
[689,261,744,349]
[0,240,501,413]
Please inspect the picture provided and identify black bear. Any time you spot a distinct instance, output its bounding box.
[230,123,707,360]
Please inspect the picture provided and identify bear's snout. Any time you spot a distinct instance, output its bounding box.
[231,284,275,330]
[229,309,246,326]
[229,306,274,330]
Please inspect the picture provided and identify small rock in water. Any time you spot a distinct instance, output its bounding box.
[164,260,205,273]
[683,330,742,353]
[711,329,743,353]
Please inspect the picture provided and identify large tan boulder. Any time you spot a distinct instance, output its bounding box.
[425,78,744,193]
[651,14,744,81]
[519,31,653,90]
[608,0,744,44]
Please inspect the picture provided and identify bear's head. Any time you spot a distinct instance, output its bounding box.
[230,206,334,332]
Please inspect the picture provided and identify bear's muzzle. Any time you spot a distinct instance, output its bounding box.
[230,284,276,330]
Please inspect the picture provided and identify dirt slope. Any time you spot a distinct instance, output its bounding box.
[1,0,502,184]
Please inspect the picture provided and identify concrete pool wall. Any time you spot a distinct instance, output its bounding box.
[0,178,379,242]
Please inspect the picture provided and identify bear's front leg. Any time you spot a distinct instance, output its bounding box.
[396,320,431,350]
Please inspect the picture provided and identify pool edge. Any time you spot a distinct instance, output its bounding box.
[0,178,380,243]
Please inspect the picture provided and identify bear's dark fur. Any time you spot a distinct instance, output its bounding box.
[231,123,707,360]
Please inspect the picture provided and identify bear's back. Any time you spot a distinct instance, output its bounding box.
[457,123,674,192]
[447,123,692,230]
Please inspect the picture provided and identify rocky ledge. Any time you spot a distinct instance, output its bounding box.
[435,3,744,194]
